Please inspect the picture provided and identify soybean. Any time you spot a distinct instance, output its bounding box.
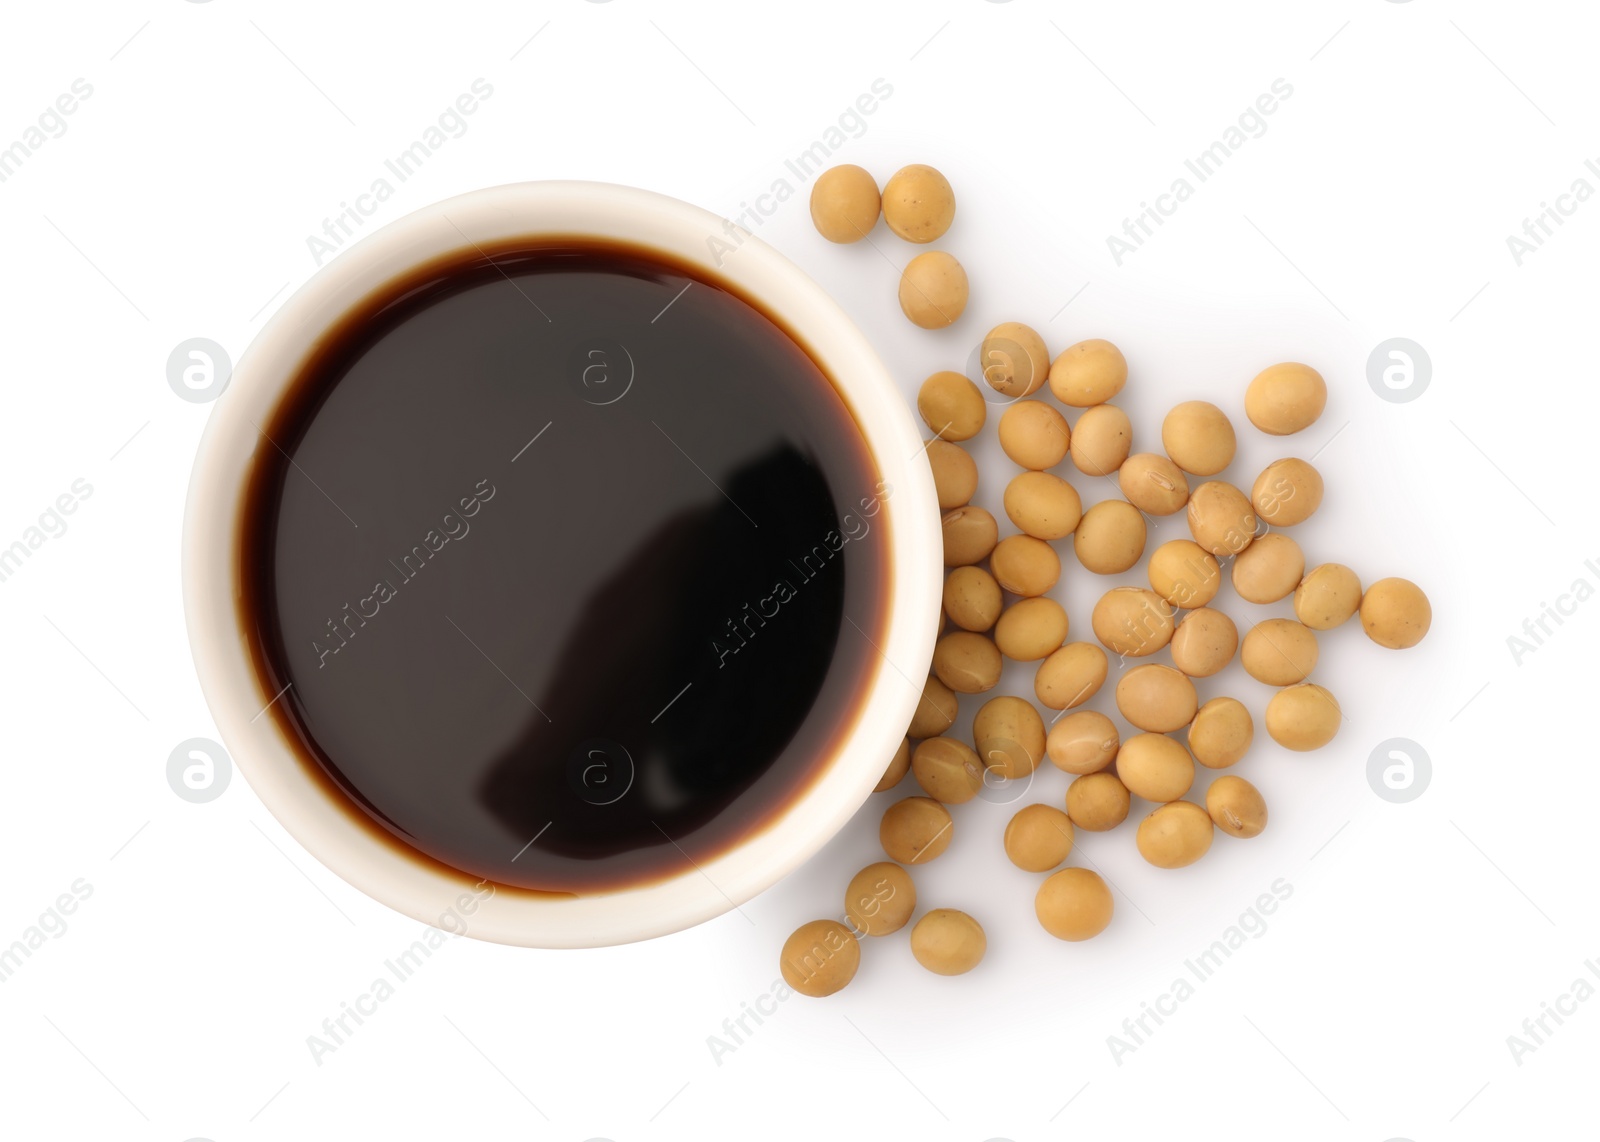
[1070,404,1133,476]
[875,736,912,792]
[809,165,880,243]
[1090,586,1175,658]
[1119,452,1190,515]
[1241,618,1318,686]
[980,322,1050,398]
[780,919,860,997]
[1004,804,1075,872]
[991,534,1060,597]
[1188,697,1254,769]
[880,796,955,864]
[1147,539,1221,609]
[943,565,1002,632]
[1252,457,1323,527]
[973,694,1047,779]
[1231,533,1305,604]
[1360,577,1432,649]
[993,596,1070,661]
[883,163,956,243]
[1066,771,1131,831]
[1206,776,1267,839]
[1046,710,1120,775]
[1136,801,1213,869]
[1265,683,1341,751]
[998,400,1071,470]
[1115,664,1199,733]
[918,371,986,441]
[1169,607,1238,677]
[1116,732,1196,803]
[1186,480,1258,557]
[932,630,1003,693]
[1034,642,1109,710]
[899,251,968,329]
[1294,563,1363,630]
[1049,339,1127,407]
[1162,401,1236,476]
[1074,499,1147,574]
[910,908,986,975]
[941,505,998,566]
[1035,867,1114,941]
[1003,471,1082,540]
[912,737,984,803]
[844,862,916,936]
[909,674,958,738]
[926,439,978,509]
[1245,362,1326,435]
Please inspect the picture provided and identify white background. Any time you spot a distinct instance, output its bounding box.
[1,1,1594,1139]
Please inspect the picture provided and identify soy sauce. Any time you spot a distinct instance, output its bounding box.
[238,241,890,894]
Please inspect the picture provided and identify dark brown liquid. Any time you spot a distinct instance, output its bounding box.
[238,240,890,894]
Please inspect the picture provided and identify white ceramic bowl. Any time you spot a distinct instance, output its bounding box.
[182,180,941,948]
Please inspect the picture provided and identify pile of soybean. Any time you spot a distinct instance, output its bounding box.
[779,165,1431,998]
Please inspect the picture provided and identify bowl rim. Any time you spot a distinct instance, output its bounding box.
[181,179,941,948]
